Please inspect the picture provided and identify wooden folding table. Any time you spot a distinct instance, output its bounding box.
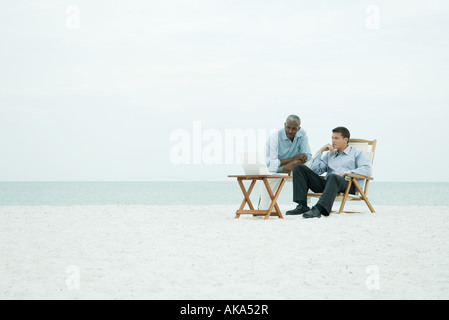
[228,175,292,219]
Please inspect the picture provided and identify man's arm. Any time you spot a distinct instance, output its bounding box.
[345,150,372,177]
[310,143,331,175]
[298,130,312,161]
[280,154,308,167]
[265,132,281,172]
[280,155,308,173]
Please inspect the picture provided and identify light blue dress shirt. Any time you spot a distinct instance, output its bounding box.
[310,145,372,186]
[265,128,312,173]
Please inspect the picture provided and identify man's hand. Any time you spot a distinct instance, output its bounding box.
[282,160,301,174]
[279,153,308,168]
[293,153,308,163]
[319,143,334,153]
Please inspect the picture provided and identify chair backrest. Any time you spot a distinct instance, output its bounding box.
[348,139,377,165]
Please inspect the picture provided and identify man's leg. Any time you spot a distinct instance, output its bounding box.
[259,178,282,210]
[316,174,355,215]
[292,164,326,206]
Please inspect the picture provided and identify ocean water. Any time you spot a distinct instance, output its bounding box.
[0,181,448,206]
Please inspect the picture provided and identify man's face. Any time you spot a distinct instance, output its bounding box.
[284,121,300,140]
[332,132,348,150]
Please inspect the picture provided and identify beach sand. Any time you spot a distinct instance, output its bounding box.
[1,204,448,300]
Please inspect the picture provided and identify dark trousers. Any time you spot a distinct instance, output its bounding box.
[292,164,355,215]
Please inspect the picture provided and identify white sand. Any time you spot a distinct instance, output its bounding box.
[1,204,449,300]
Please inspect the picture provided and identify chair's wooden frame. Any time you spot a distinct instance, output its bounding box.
[228,175,292,219]
[307,139,377,214]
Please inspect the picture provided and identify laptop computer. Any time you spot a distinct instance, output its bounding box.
[237,151,288,175]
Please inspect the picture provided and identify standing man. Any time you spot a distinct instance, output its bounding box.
[286,126,372,218]
[259,115,312,210]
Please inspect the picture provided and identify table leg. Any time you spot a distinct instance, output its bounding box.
[262,178,285,219]
[235,178,257,218]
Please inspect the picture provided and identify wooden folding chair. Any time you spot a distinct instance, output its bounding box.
[228,175,292,219]
[307,139,377,213]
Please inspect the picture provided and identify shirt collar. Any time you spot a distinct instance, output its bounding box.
[333,145,351,157]
[342,145,351,154]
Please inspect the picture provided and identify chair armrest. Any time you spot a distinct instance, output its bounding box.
[345,173,373,180]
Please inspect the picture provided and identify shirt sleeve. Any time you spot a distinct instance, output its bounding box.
[265,132,281,173]
[345,150,372,177]
[310,151,328,175]
[299,130,312,161]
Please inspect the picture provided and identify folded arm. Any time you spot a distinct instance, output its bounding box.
[280,154,308,173]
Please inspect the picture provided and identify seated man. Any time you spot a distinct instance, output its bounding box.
[286,126,372,218]
[259,114,312,209]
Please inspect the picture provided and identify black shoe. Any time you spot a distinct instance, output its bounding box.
[286,204,310,215]
[303,206,321,219]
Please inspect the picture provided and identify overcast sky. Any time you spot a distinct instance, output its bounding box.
[1,0,448,181]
